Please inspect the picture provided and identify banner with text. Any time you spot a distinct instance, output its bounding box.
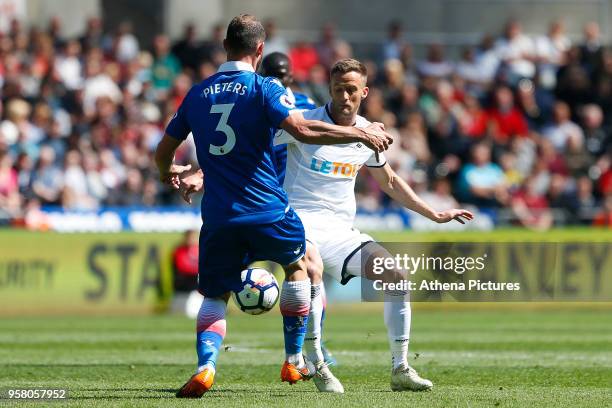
[0,232,178,315]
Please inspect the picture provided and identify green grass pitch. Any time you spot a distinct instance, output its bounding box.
[1,305,611,407]
[0,228,610,407]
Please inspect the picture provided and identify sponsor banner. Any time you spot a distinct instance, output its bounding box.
[36,207,494,233]
[360,242,612,302]
[38,207,202,233]
[0,231,178,315]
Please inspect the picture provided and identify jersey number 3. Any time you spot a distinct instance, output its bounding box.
[209,103,236,155]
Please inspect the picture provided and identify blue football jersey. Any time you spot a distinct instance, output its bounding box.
[272,89,317,185]
[166,61,297,227]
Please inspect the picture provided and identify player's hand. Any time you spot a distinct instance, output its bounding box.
[361,123,393,153]
[159,164,192,190]
[370,122,386,131]
[180,170,204,204]
[434,209,475,224]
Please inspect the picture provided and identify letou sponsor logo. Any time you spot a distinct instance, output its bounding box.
[310,158,360,177]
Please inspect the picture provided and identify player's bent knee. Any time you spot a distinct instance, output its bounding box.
[305,243,323,284]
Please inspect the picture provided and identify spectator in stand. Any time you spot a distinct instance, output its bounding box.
[593,193,612,227]
[1,99,33,146]
[263,19,289,57]
[63,150,100,210]
[381,20,404,63]
[395,112,431,173]
[394,83,420,124]
[555,46,593,113]
[31,146,63,205]
[14,152,34,199]
[499,151,523,193]
[511,175,553,230]
[200,23,225,66]
[579,21,603,74]
[289,40,319,83]
[592,47,612,114]
[459,92,488,139]
[542,101,584,152]
[171,23,204,73]
[537,138,567,178]
[398,43,417,83]
[82,152,107,205]
[47,16,65,50]
[486,85,529,145]
[114,21,139,63]
[534,20,570,90]
[495,19,536,84]
[575,175,598,223]
[457,142,509,207]
[315,22,345,70]
[79,17,106,53]
[515,78,554,130]
[55,39,84,91]
[455,46,488,95]
[82,57,122,117]
[0,150,20,217]
[581,104,610,157]
[303,63,329,106]
[417,43,453,79]
[381,59,405,113]
[170,229,202,318]
[107,168,144,206]
[565,135,592,177]
[547,173,576,223]
[475,34,501,86]
[151,34,181,99]
[420,178,459,211]
[509,135,537,178]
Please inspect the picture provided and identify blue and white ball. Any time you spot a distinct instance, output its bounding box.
[232,268,280,315]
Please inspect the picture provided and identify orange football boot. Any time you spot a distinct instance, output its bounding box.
[280,361,315,384]
[176,367,215,398]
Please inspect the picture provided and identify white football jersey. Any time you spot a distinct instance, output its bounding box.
[274,104,386,227]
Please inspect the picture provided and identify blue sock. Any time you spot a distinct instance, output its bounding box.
[196,331,223,370]
[283,315,309,355]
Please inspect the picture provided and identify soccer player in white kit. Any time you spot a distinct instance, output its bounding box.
[178,58,473,393]
[273,58,474,393]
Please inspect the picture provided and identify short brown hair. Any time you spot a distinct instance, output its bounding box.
[225,14,266,56]
[330,58,367,79]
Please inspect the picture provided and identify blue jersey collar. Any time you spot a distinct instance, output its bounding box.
[217,61,255,73]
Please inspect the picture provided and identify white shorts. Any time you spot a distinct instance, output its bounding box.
[298,213,375,284]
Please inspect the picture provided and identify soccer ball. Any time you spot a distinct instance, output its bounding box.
[232,268,280,315]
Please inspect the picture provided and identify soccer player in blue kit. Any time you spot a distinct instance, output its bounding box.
[260,51,337,367]
[154,14,393,398]
[260,52,317,185]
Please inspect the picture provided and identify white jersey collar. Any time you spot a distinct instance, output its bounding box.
[217,61,255,73]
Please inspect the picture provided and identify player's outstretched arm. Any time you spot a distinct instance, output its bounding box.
[155,133,191,190]
[279,112,393,152]
[368,163,474,224]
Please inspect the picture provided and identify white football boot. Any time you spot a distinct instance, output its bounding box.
[390,364,433,391]
[313,362,344,393]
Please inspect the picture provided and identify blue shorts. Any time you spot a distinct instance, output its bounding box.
[198,208,306,297]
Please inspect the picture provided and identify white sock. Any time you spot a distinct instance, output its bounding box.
[304,283,324,364]
[384,292,411,369]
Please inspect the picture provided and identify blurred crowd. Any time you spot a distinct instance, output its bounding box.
[0,16,611,228]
